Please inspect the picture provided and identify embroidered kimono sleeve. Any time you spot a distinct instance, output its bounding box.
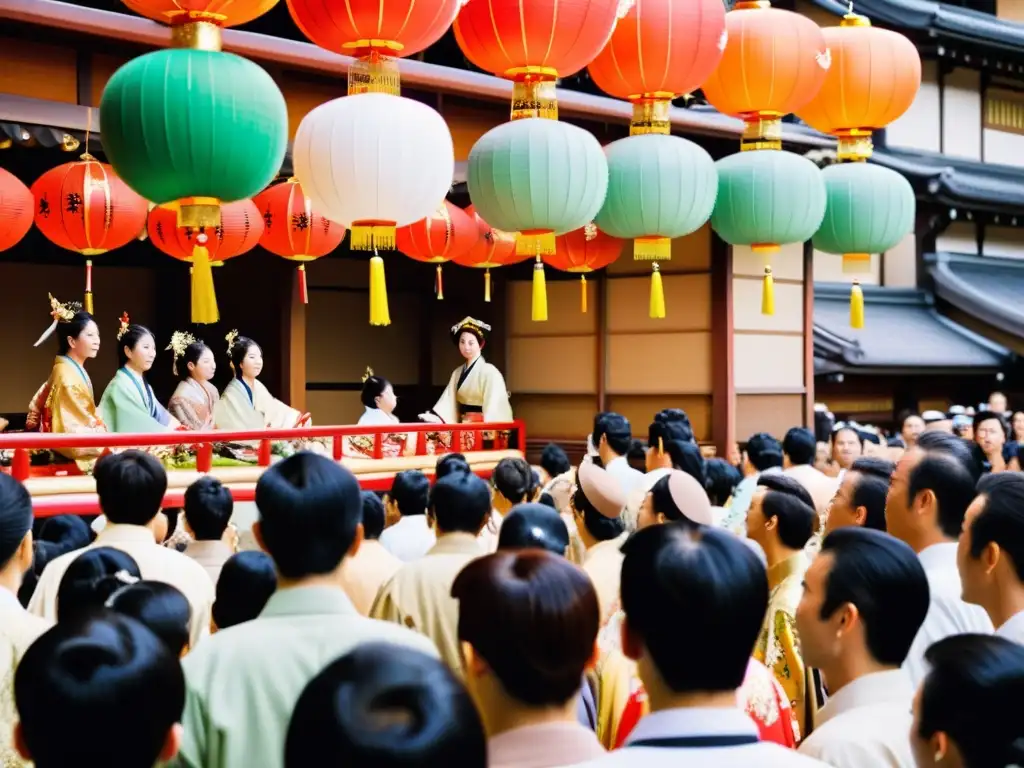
[25,381,50,430]
[169,397,206,431]
[430,367,462,424]
[760,608,807,740]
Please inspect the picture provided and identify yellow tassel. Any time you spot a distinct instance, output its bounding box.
[84,259,94,315]
[190,245,219,324]
[516,230,556,256]
[350,224,396,251]
[761,266,775,316]
[369,253,391,326]
[650,263,666,319]
[84,292,93,315]
[850,279,865,329]
[532,257,548,322]
[580,274,588,313]
[435,264,444,300]
[634,237,671,261]
[484,269,492,303]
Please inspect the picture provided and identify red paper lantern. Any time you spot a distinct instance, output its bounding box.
[0,167,33,252]
[452,205,528,302]
[148,198,263,264]
[547,224,623,312]
[122,0,278,27]
[396,201,479,300]
[32,154,149,313]
[252,179,346,304]
[588,0,726,134]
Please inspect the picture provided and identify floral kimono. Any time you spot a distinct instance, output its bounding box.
[25,356,107,460]
[168,379,220,431]
[345,407,408,459]
[98,367,173,434]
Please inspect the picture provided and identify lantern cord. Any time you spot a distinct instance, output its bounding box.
[369,249,391,327]
[84,108,92,157]
[580,274,588,314]
[850,279,865,329]
[650,263,666,320]
[190,245,220,324]
[532,256,548,322]
[484,269,492,303]
[84,259,94,315]
[435,264,444,301]
[298,265,309,305]
[761,266,775,316]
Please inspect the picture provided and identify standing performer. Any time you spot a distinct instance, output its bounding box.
[25,294,107,460]
[166,332,219,431]
[98,314,179,433]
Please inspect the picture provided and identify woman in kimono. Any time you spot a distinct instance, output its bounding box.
[98,314,180,434]
[418,317,513,450]
[166,332,219,431]
[24,294,107,461]
[347,368,409,458]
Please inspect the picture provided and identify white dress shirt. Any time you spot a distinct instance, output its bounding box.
[379,514,436,563]
[605,455,645,496]
[798,669,916,767]
[903,542,993,686]
[996,609,1024,644]
[575,707,827,767]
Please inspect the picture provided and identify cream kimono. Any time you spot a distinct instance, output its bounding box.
[430,355,512,424]
[168,379,220,431]
[215,378,304,432]
[347,407,410,458]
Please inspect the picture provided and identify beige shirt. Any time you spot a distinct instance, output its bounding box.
[371,533,483,675]
[340,540,402,616]
[0,588,50,768]
[478,509,504,554]
[28,523,215,649]
[582,534,627,625]
[184,540,234,585]
[489,721,606,768]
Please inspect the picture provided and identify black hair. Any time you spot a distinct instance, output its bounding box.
[436,453,471,479]
[255,452,363,580]
[361,375,392,409]
[652,408,695,442]
[705,458,742,507]
[594,413,632,457]
[973,409,1010,441]
[497,503,570,556]
[919,634,1024,768]
[917,430,981,482]
[540,443,571,479]
[0,472,33,569]
[361,491,387,540]
[492,457,532,505]
[833,425,865,446]
[94,450,168,527]
[15,613,185,768]
[228,335,260,375]
[814,408,835,444]
[56,547,142,624]
[184,475,234,541]
[38,514,91,551]
[107,581,192,657]
[430,472,492,534]
[899,411,923,431]
[117,324,156,368]
[56,310,94,356]
[757,474,816,549]
[572,484,625,542]
[969,473,1024,582]
[538,492,556,509]
[745,432,784,472]
[620,524,768,693]
[19,540,64,608]
[819,528,930,666]
[177,339,211,381]
[907,450,977,540]
[212,551,277,630]
[388,470,431,517]
[848,457,894,532]
[783,427,816,466]
[285,643,486,768]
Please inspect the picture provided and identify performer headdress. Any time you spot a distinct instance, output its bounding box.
[361,366,375,384]
[33,293,82,348]
[116,312,131,342]
[166,330,197,376]
[450,316,491,346]
[225,329,239,354]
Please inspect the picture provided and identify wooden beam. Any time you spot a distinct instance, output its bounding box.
[710,234,734,457]
[803,241,816,429]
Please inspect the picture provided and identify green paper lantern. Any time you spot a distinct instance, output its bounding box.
[813,162,915,273]
[711,150,826,251]
[594,134,718,261]
[99,48,288,208]
[467,118,608,257]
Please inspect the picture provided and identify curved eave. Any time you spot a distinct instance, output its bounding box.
[927,252,1024,339]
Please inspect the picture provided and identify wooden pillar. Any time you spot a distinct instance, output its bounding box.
[281,266,306,412]
[710,233,734,458]
[596,272,607,413]
[803,241,815,428]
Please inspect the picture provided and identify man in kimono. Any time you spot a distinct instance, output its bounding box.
[174,453,437,768]
[746,474,819,741]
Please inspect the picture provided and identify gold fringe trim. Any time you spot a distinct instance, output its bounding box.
[741,115,783,152]
[516,230,556,256]
[350,223,396,251]
[348,52,401,96]
[630,97,672,136]
[177,198,221,228]
[837,133,874,161]
[511,79,558,121]
[634,237,671,261]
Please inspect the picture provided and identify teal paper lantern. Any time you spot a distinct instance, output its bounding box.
[100,48,288,215]
[594,134,718,261]
[467,118,608,258]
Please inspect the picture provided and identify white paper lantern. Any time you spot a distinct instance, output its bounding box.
[293,93,455,252]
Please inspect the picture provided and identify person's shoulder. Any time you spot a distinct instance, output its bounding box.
[37,543,88,583]
[152,545,217,595]
[358,615,440,655]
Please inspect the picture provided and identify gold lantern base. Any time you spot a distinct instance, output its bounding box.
[842,253,872,274]
[507,68,559,121]
[634,237,671,260]
[170,19,223,52]
[630,95,673,136]
[350,222,397,251]
[348,47,403,96]
[176,197,221,228]
[741,113,783,151]
[516,230,556,256]
[837,132,874,161]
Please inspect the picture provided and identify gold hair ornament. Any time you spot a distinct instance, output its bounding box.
[362,366,375,384]
[225,329,239,354]
[34,293,83,348]
[116,312,131,342]
[166,331,197,376]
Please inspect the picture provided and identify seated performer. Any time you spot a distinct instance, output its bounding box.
[166,332,219,431]
[418,317,512,449]
[98,314,180,433]
[347,368,408,459]
[25,294,107,460]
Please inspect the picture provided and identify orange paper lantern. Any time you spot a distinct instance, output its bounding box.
[148,198,263,264]
[396,201,479,300]
[702,0,828,149]
[452,205,528,302]
[32,154,149,313]
[0,167,33,252]
[588,0,726,134]
[547,224,624,312]
[121,0,278,27]
[797,14,921,160]
[252,179,346,304]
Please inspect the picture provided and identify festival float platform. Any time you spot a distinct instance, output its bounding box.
[0,420,525,516]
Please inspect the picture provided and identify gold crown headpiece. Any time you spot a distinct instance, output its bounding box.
[116,312,131,341]
[48,293,79,323]
[225,329,239,354]
[361,366,375,384]
[166,331,197,376]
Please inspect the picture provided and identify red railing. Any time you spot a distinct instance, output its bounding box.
[0,420,526,516]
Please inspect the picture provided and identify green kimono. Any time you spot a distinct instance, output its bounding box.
[98,367,173,434]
